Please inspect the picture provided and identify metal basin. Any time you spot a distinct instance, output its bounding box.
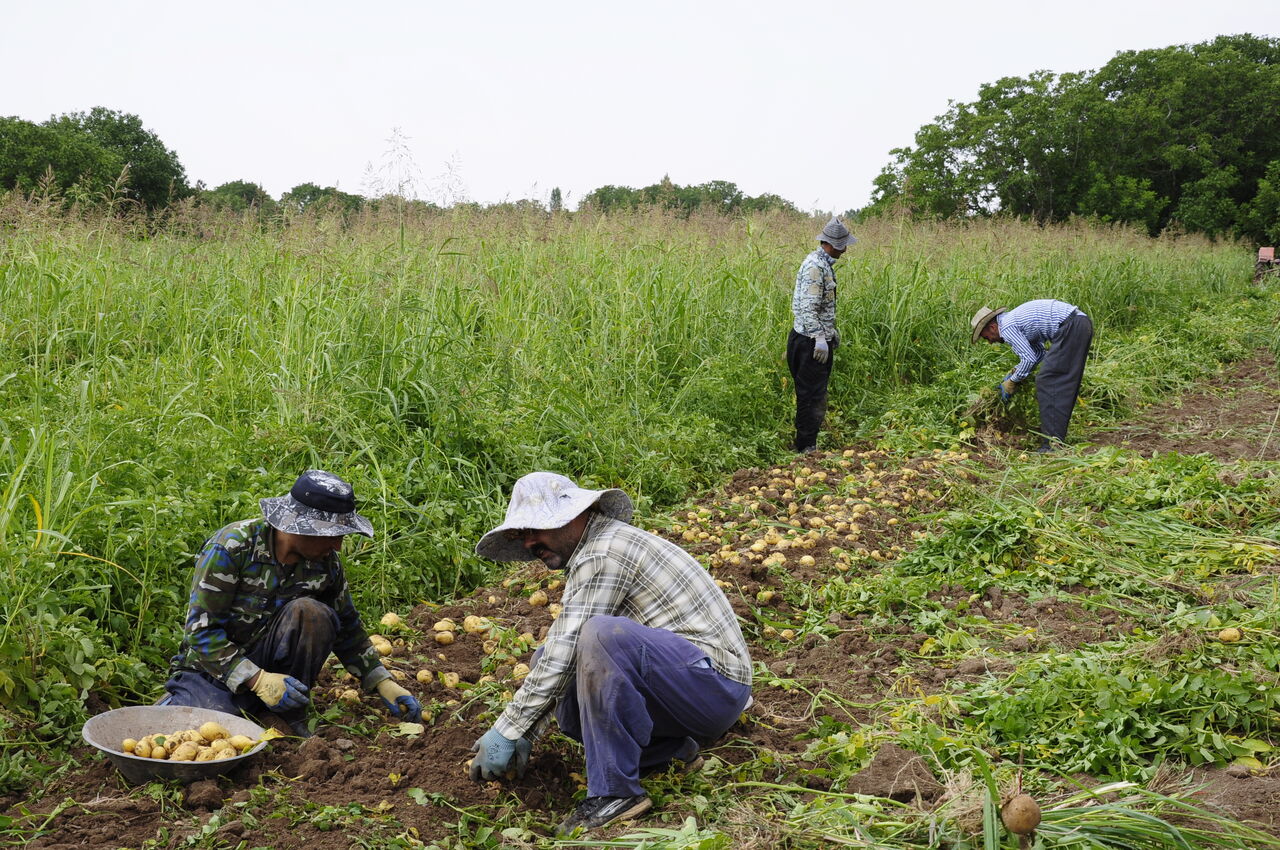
[82,705,269,784]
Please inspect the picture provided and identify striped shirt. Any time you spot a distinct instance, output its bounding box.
[997,299,1084,383]
[792,248,837,339]
[493,513,752,741]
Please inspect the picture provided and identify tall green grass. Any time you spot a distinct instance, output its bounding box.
[0,197,1261,741]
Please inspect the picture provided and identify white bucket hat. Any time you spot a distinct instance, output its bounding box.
[817,217,856,250]
[969,306,1008,344]
[475,472,633,562]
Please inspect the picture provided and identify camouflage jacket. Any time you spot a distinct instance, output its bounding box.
[169,518,388,694]
[791,248,838,339]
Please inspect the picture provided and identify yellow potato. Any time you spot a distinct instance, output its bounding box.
[434,631,455,646]
[121,738,138,754]
[198,721,229,742]
[210,738,234,751]
[528,590,549,607]
[133,742,152,759]
[170,742,200,762]
[416,669,433,684]
[441,672,461,689]
[196,747,220,762]
[463,615,491,634]
[380,612,402,627]
[433,618,457,632]
[227,735,255,751]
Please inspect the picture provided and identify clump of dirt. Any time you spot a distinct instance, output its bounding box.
[845,742,944,804]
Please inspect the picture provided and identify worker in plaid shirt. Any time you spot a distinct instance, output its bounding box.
[469,472,752,835]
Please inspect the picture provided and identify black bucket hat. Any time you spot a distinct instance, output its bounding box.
[259,470,374,538]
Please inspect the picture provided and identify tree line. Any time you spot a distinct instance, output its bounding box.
[5,34,1280,241]
[867,33,1280,243]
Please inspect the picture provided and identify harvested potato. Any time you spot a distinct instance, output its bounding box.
[441,672,461,689]
[380,612,402,627]
[196,748,220,762]
[463,615,491,634]
[1001,795,1041,835]
[199,721,230,742]
[528,589,549,607]
[416,669,433,684]
[227,734,255,751]
[121,738,138,754]
[433,618,457,632]
[435,631,455,646]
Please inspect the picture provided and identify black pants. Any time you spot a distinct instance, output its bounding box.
[786,330,833,451]
[1036,312,1093,444]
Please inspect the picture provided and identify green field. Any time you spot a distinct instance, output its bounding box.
[3,199,1279,846]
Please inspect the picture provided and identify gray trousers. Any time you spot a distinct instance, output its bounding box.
[1036,312,1093,444]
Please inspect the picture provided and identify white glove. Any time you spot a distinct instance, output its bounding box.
[812,337,829,364]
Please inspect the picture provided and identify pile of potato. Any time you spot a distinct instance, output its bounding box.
[120,721,257,762]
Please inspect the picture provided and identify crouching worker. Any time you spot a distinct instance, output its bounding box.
[162,470,421,736]
[470,472,753,836]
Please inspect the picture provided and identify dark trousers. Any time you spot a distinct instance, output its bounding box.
[786,329,833,451]
[552,616,751,798]
[1036,312,1093,444]
[161,597,339,720]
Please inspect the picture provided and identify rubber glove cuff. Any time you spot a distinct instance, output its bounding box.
[375,679,422,722]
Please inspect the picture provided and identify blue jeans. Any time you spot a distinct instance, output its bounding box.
[553,616,751,797]
[161,597,339,720]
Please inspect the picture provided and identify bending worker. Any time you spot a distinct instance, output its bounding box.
[162,470,421,736]
[788,216,856,454]
[469,472,752,836]
[970,299,1094,451]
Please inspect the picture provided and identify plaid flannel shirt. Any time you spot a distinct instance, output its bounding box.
[493,513,752,741]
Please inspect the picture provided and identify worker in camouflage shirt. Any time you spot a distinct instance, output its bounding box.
[162,470,421,736]
[788,216,855,453]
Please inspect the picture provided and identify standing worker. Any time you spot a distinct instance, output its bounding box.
[970,300,1094,451]
[469,472,753,836]
[789,216,855,454]
[162,470,422,736]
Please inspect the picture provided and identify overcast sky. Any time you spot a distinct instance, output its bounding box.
[3,1,1275,213]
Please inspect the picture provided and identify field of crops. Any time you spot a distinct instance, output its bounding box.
[2,198,1279,848]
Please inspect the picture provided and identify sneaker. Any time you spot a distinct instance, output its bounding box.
[798,445,818,455]
[555,794,652,836]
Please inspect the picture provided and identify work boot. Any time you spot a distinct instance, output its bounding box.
[556,795,652,836]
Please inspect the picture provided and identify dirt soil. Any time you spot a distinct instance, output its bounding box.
[9,354,1280,848]
[1089,352,1280,461]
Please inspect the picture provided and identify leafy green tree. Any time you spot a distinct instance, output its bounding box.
[44,108,190,208]
[549,186,563,212]
[280,182,364,214]
[0,116,121,200]
[869,34,1280,241]
[202,180,277,214]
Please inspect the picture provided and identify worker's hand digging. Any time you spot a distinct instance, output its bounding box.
[470,727,532,781]
[999,378,1017,402]
[250,671,310,711]
[376,679,422,722]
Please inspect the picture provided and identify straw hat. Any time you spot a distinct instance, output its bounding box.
[969,306,1008,344]
[260,470,374,538]
[475,472,633,562]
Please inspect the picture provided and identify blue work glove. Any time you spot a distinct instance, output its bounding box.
[250,671,310,711]
[812,336,829,364]
[375,679,422,722]
[998,378,1017,402]
[469,727,533,781]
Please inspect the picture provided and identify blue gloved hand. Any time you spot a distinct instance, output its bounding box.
[469,727,533,781]
[250,671,310,711]
[812,336,830,364]
[998,379,1017,402]
[375,679,422,722]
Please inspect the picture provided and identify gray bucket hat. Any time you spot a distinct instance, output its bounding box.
[475,471,633,562]
[969,306,1008,344]
[259,470,374,538]
[817,216,856,250]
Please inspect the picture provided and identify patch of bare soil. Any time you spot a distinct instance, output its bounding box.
[10,357,1280,846]
[1090,352,1280,460]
